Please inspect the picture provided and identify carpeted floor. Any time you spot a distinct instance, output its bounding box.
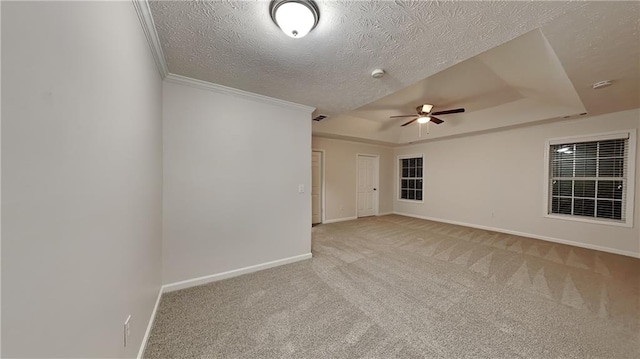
[144,215,640,358]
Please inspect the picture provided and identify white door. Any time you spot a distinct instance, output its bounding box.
[357,155,378,217]
[312,151,322,224]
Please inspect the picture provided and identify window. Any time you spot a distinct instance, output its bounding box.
[399,156,423,201]
[546,131,635,225]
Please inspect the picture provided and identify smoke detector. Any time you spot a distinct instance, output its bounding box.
[592,80,613,90]
[371,69,385,79]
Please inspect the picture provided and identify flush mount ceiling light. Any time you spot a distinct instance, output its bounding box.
[270,0,319,38]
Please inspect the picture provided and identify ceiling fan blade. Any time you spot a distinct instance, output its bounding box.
[430,117,444,124]
[401,118,418,127]
[431,108,465,116]
[390,115,419,118]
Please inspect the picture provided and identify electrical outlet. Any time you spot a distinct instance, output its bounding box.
[124,315,131,347]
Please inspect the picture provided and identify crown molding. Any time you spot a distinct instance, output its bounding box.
[312,132,397,147]
[165,74,316,114]
[131,0,314,113]
[133,0,168,78]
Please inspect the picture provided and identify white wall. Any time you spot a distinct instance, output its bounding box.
[395,109,640,257]
[312,137,395,222]
[162,79,312,285]
[0,1,3,355]
[2,2,163,357]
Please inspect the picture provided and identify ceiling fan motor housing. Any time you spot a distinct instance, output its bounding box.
[417,104,434,115]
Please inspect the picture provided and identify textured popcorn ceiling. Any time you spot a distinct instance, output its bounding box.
[150,0,639,144]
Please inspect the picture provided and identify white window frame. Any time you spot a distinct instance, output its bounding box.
[397,153,425,203]
[543,130,636,227]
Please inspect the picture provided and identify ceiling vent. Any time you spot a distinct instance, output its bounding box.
[592,80,612,90]
[312,114,328,121]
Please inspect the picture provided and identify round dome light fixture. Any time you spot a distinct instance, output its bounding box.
[417,116,431,124]
[270,0,319,38]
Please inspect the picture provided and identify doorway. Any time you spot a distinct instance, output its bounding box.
[356,154,379,217]
[312,150,324,224]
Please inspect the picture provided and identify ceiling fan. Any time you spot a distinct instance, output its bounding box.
[390,104,465,126]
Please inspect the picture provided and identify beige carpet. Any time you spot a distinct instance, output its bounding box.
[144,215,640,358]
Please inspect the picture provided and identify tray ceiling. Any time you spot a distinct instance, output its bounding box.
[149,1,639,144]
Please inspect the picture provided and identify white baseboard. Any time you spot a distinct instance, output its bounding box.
[323,216,357,224]
[377,212,393,216]
[162,253,313,293]
[137,252,313,356]
[394,212,640,259]
[137,287,163,359]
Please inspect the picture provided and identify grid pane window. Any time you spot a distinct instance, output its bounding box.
[400,157,423,201]
[549,138,628,221]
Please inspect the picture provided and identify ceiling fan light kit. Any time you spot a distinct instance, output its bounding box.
[270,0,319,38]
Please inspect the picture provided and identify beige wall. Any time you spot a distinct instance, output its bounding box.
[395,109,640,257]
[163,81,312,285]
[312,137,394,222]
[2,2,163,357]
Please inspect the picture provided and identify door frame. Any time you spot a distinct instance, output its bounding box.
[312,149,326,224]
[355,153,380,218]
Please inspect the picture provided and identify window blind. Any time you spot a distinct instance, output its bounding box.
[549,137,629,221]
